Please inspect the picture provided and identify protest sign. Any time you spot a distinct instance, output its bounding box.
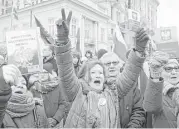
[6,28,43,74]
[152,26,179,59]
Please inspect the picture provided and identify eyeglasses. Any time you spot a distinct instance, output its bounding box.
[164,66,179,73]
[104,61,119,67]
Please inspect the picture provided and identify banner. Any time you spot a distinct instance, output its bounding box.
[152,26,179,58]
[6,28,43,74]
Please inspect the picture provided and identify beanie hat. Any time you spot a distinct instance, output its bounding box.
[97,49,107,59]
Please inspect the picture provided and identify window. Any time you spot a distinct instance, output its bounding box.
[85,23,91,40]
[101,28,105,42]
[71,18,77,36]
[48,18,55,36]
[6,7,12,14]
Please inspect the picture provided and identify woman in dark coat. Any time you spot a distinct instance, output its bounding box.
[0,65,49,128]
[28,70,66,127]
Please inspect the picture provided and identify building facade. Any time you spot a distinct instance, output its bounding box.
[0,0,159,56]
[117,0,159,48]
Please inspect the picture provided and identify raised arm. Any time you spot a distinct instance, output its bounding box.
[143,51,169,114]
[55,9,79,102]
[143,78,163,113]
[116,28,149,99]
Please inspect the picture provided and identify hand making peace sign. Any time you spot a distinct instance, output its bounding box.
[56,8,72,46]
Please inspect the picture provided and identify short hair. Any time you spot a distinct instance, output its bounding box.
[100,52,124,64]
[78,60,106,82]
[85,50,93,58]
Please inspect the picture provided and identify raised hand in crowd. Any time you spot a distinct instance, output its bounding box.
[135,28,149,56]
[142,51,179,128]
[56,8,72,46]
[148,51,169,80]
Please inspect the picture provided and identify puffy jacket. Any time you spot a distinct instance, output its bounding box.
[0,68,12,127]
[119,85,146,128]
[55,42,145,128]
[2,104,49,128]
[30,84,65,123]
[143,79,177,128]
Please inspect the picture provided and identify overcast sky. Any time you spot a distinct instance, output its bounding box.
[157,0,179,28]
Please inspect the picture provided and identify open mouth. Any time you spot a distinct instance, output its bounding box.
[171,77,177,79]
[15,91,23,94]
[94,80,101,84]
[109,69,115,72]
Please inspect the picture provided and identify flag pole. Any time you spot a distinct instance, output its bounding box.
[10,5,14,30]
[30,10,32,28]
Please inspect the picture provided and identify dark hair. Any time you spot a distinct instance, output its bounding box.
[85,50,93,58]
[78,59,106,82]
[72,51,81,66]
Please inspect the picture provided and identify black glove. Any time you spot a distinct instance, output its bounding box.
[56,8,72,46]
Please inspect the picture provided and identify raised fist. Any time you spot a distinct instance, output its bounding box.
[135,28,150,52]
[56,8,72,46]
[149,51,169,79]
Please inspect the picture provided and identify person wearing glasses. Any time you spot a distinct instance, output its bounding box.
[27,69,66,128]
[143,51,179,128]
[100,52,146,128]
[54,8,149,128]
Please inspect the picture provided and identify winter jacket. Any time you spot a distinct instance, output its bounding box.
[143,79,177,128]
[119,84,146,128]
[0,68,12,127]
[2,104,49,128]
[0,68,49,128]
[30,85,65,123]
[55,42,145,128]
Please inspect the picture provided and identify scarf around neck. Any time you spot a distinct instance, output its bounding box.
[6,92,35,118]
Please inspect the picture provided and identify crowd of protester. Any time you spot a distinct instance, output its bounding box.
[0,8,179,128]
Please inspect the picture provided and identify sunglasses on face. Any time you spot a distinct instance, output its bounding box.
[164,66,179,73]
[104,61,119,67]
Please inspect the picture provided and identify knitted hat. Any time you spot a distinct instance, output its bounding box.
[97,49,107,59]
